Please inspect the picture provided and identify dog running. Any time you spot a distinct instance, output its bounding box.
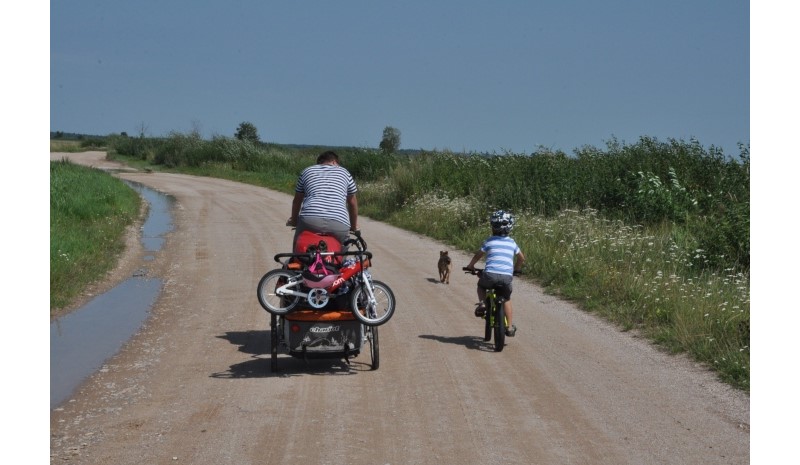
[438,251,452,284]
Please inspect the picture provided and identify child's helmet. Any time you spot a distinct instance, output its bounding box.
[490,210,514,235]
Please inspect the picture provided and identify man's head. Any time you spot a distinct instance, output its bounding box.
[317,151,340,165]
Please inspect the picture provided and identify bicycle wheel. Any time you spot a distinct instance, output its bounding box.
[350,280,396,326]
[367,325,380,370]
[493,302,506,352]
[257,269,301,315]
[483,298,492,341]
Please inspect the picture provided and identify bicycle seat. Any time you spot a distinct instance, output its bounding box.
[302,270,341,288]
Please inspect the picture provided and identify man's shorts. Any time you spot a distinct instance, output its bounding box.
[294,216,351,250]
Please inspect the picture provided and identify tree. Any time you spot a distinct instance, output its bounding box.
[137,121,149,138]
[379,126,401,154]
[235,121,260,143]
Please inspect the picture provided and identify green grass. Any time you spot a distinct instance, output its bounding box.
[50,159,141,312]
[49,140,84,153]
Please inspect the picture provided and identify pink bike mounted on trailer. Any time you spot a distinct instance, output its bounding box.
[257,230,396,326]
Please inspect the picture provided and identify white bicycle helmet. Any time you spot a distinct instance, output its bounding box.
[490,210,514,235]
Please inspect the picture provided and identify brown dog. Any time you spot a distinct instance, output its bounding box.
[438,251,452,284]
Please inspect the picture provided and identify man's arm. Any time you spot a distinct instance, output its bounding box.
[347,194,359,231]
[287,192,304,226]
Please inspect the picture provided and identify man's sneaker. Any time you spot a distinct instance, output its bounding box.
[474,305,486,318]
[505,325,517,337]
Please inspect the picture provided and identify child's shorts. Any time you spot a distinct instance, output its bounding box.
[478,271,513,300]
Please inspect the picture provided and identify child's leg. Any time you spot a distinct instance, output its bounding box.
[504,299,513,326]
[474,285,488,316]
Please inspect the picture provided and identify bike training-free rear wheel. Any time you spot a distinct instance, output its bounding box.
[350,280,396,326]
[367,325,379,370]
[494,302,506,352]
[257,269,301,315]
[484,298,493,341]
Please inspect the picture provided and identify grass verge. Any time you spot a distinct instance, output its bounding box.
[50,159,141,312]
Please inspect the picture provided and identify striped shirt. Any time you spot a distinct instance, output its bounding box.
[295,164,358,226]
[481,235,521,276]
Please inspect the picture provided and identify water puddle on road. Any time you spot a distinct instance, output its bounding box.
[50,181,174,409]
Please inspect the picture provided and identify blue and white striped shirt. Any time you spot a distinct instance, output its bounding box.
[481,235,521,276]
[296,164,358,226]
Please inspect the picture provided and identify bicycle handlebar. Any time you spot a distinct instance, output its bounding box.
[274,249,372,263]
[463,267,522,277]
[342,229,367,251]
[275,230,371,264]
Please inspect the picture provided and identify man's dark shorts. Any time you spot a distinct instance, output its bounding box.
[478,271,513,300]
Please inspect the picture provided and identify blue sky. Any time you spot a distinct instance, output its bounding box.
[49,0,749,156]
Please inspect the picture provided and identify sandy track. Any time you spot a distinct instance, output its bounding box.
[50,151,749,464]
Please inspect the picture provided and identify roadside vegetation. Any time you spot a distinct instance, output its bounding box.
[50,138,108,153]
[50,158,141,312]
[53,132,749,390]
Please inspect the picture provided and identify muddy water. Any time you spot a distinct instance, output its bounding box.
[50,182,173,409]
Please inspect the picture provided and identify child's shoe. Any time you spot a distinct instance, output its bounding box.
[474,304,486,318]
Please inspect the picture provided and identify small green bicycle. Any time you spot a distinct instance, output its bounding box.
[463,267,515,352]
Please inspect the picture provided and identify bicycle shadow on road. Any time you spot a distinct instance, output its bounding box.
[211,330,367,378]
[418,334,495,352]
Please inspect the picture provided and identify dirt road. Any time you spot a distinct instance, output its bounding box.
[50,151,749,464]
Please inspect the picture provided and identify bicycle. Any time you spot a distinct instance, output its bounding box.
[257,230,396,326]
[463,267,519,352]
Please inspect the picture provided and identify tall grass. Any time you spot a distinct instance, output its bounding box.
[105,132,749,389]
[50,159,141,311]
[50,140,86,153]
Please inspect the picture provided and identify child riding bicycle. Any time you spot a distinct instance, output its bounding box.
[465,210,526,337]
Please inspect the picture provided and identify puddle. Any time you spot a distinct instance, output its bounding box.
[50,182,174,409]
[127,181,174,255]
[50,278,162,409]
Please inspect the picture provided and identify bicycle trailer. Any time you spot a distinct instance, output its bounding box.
[282,309,363,358]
